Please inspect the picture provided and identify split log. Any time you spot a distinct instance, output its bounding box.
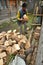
[0,52,7,58]
[25,41,30,49]
[7,30,12,34]
[0,59,3,65]
[0,48,3,53]
[12,44,20,54]
[4,41,10,47]
[26,54,32,65]
[12,40,16,44]
[13,29,17,33]
[6,46,12,54]
[34,32,40,40]
[35,26,41,33]
[31,24,41,26]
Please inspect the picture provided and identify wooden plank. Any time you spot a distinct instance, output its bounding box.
[31,24,41,26]
[33,14,43,16]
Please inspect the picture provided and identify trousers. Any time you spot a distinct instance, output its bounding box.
[17,21,27,34]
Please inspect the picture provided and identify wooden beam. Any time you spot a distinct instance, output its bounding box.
[31,24,41,26]
[33,14,43,16]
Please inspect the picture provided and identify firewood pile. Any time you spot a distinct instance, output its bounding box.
[0,29,31,65]
[0,26,41,65]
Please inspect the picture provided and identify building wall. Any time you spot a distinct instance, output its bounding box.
[0,0,17,10]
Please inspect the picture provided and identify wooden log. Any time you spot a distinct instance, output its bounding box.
[26,54,32,65]
[0,59,3,65]
[35,26,41,33]
[31,24,41,26]
[0,48,3,53]
[33,14,43,16]
[12,44,20,54]
[12,40,16,44]
[0,52,7,58]
[6,46,12,54]
[25,41,30,49]
[34,32,40,40]
[7,30,12,34]
[13,29,17,33]
[0,40,3,45]
[4,41,9,47]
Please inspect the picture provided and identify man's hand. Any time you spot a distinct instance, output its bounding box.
[20,18,23,21]
[18,18,23,21]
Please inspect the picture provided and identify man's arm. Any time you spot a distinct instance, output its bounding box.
[16,11,23,21]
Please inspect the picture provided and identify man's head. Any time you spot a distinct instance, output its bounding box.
[22,3,27,11]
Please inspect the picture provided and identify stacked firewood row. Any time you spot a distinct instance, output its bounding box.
[30,26,41,65]
[24,26,41,65]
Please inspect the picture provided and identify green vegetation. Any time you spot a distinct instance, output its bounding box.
[0,14,35,32]
[6,54,15,65]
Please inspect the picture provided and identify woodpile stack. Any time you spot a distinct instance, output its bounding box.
[0,30,31,65]
[30,26,41,65]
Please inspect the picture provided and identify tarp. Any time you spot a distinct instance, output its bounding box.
[9,55,26,65]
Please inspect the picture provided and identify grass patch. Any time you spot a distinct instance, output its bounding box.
[0,14,35,31]
[6,54,15,65]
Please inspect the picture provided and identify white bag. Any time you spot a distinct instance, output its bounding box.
[9,55,26,65]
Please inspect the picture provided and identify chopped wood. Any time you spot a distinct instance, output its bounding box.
[13,29,17,33]
[6,33,12,40]
[0,52,7,58]
[4,41,9,47]
[12,40,16,44]
[34,32,40,40]
[13,44,20,51]
[25,41,30,49]
[26,54,32,65]
[8,39,12,46]
[6,46,12,54]
[35,26,41,33]
[0,59,3,65]
[0,48,3,53]
[7,30,12,34]
[0,40,4,45]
